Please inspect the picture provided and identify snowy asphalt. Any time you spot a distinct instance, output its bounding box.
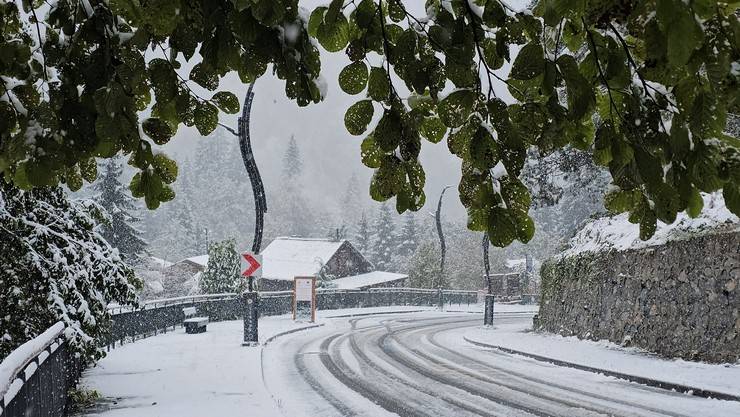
[265,312,740,417]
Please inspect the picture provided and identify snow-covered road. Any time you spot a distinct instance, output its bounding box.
[265,312,740,417]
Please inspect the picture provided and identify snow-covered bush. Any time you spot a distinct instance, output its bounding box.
[200,239,244,294]
[0,179,140,361]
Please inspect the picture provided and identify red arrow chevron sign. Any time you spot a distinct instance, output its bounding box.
[241,252,262,278]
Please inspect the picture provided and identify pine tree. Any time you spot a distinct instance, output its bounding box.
[340,172,362,224]
[371,203,396,271]
[407,242,442,288]
[277,135,312,237]
[396,213,419,258]
[355,211,371,258]
[92,157,147,264]
[199,238,243,294]
[282,135,303,181]
[0,178,139,360]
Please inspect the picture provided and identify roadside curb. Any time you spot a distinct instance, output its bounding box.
[324,309,429,318]
[463,336,740,403]
[262,323,325,346]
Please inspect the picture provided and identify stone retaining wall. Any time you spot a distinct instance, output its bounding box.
[538,231,740,363]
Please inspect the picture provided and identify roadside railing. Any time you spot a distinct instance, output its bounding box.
[0,323,82,417]
[105,287,479,348]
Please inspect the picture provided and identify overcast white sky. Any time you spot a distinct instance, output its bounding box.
[158,0,531,220]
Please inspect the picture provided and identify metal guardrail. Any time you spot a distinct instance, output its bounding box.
[0,323,82,417]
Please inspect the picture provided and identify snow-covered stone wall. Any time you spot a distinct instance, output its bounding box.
[538,231,740,363]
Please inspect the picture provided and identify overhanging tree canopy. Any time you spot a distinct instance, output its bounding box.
[0,0,738,246]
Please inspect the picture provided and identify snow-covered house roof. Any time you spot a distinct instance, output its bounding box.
[329,271,408,290]
[149,256,173,269]
[165,254,209,273]
[260,237,363,281]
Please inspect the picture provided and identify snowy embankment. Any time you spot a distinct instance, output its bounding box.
[463,321,740,397]
[561,192,738,257]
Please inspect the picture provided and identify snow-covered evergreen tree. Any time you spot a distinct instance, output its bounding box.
[0,179,140,360]
[371,203,396,271]
[276,135,313,237]
[92,157,147,264]
[355,211,371,258]
[396,213,419,258]
[199,238,243,294]
[407,242,442,288]
[282,135,303,180]
[340,172,363,224]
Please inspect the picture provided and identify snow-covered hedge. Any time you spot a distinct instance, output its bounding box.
[0,180,140,361]
[561,192,739,257]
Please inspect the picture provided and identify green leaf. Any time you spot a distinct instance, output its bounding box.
[419,117,446,143]
[482,38,504,70]
[514,210,535,243]
[469,126,499,170]
[724,183,740,217]
[212,91,240,114]
[374,109,403,151]
[500,178,531,213]
[361,136,383,168]
[438,90,477,128]
[79,159,98,182]
[656,0,703,66]
[639,208,657,240]
[488,207,517,247]
[152,153,178,183]
[368,67,390,101]
[557,54,595,120]
[339,61,368,95]
[344,100,374,135]
[190,63,219,90]
[684,184,703,218]
[510,43,544,80]
[194,101,218,135]
[148,59,178,102]
[604,188,639,213]
[316,13,350,52]
[594,122,615,166]
[308,7,327,38]
[388,0,405,22]
[251,0,285,26]
[142,117,174,145]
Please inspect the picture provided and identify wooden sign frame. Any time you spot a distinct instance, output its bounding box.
[293,276,316,322]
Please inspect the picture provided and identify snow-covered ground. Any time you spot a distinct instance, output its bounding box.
[78,316,310,417]
[462,320,740,397]
[78,307,441,417]
[562,192,738,257]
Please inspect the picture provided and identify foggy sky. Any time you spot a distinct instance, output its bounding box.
[158,0,530,222]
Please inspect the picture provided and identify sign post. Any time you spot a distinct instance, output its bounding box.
[241,252,262,347]
[293,277,316,322]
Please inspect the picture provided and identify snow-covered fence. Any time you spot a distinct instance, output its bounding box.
[105,288,478,348]
[0,323,82,417]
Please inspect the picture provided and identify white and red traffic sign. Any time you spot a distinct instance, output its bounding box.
[241,252,262,278]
